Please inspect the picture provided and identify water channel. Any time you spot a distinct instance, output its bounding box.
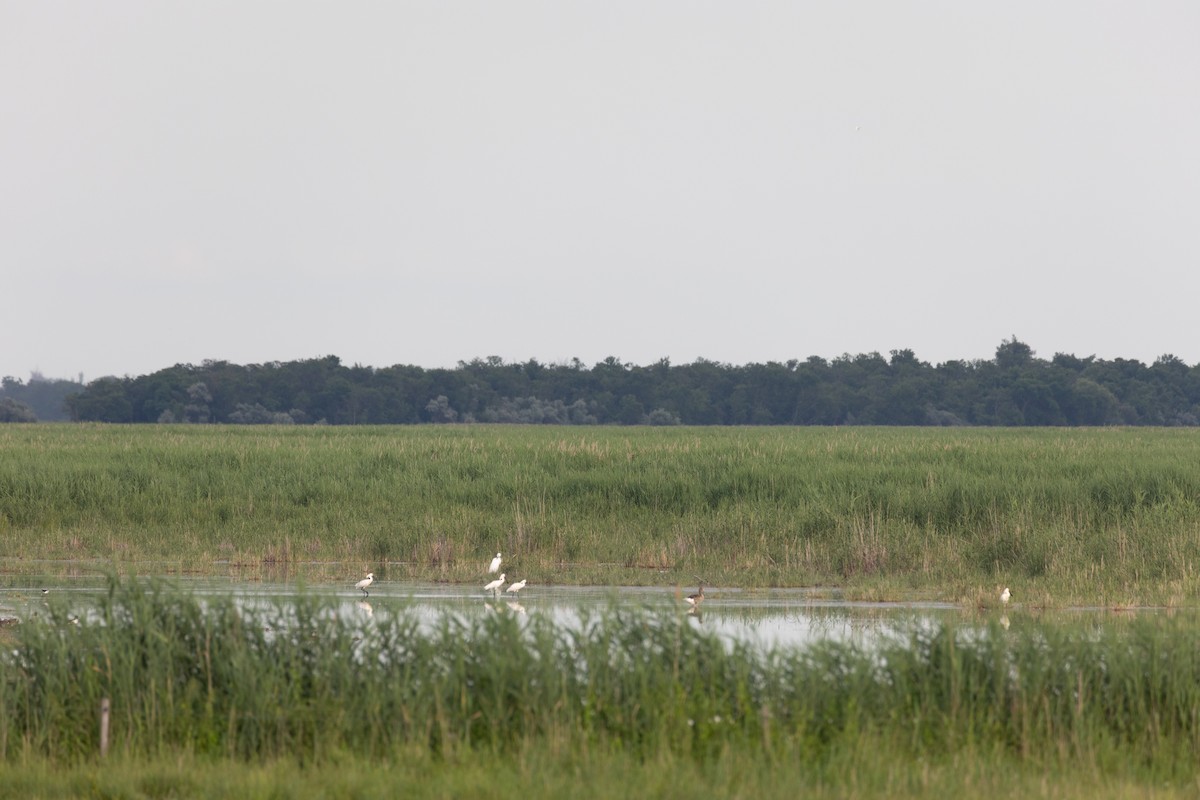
[2,568,1166,650]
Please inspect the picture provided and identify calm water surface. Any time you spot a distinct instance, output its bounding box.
[0,571,1134,649]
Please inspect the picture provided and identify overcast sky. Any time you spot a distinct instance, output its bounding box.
[3,2,1198,383]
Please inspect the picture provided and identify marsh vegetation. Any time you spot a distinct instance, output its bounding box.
[2,424,1199,604]
[3,578,1200,797]
[4,424,1200,796]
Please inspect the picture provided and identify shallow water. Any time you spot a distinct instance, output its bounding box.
[0,572,1135,649]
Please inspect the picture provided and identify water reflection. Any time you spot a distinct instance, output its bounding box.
[1,576,1190,651]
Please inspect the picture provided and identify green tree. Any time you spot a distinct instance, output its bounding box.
[1068,378,1121,425]
[67,377,133,422]
[0,396,36,422]
[616,394,645,425]
[995,336,1035,370]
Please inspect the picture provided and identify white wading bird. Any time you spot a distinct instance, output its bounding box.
[1000,587,1011,606]
[506,579,527,596]
[356,573,374,597]
[484,573,506,596]
[488,553,503,574]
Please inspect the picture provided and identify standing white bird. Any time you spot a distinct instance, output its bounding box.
[506,579,527,596]
[488,553,503,574]
[484,573,506,595]
[1000,587,1011,605]
[356,573,374,597]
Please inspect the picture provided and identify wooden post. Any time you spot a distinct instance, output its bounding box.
[99,698,110,758]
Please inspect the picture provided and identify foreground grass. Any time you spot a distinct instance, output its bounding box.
[3,747,1197,800]
[3,578,1200,796]
[2,424,1200,602]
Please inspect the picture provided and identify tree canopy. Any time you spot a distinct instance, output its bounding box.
[0,374,83,421]
[14,339,1198,426]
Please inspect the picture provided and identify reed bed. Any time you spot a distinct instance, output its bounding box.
[2,425,1200,602]
[3,746,1196,800]
[3,577,1200,789]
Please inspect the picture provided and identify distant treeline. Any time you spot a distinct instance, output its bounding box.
[0,373,82,422]
[4,338,1199,425]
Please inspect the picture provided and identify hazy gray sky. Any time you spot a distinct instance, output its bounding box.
[4,2,1198,382]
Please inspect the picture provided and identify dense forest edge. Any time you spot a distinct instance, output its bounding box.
[3,337,1199,426]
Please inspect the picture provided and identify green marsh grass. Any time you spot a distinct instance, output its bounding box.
[2,425,1200,602]
[3,748,1198,799]
[3,578,1200,797]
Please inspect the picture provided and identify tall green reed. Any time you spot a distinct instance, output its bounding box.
[2,425,1200,600]
[3,577,1200,779]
